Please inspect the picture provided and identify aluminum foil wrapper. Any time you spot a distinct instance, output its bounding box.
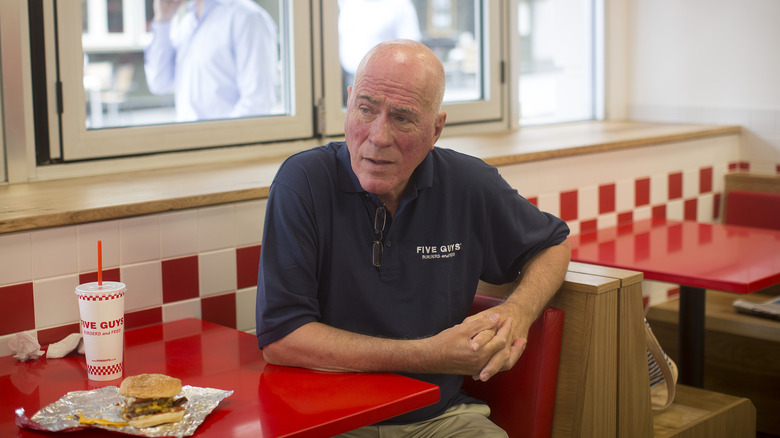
[15,385,233,437]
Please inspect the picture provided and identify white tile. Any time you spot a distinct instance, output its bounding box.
[199,249,237,297]
[119,215,160,265]
[235,200,267,247]
[120,262,163,312]
[578,185,598,221]
[615,179,635,213]
[33,275,80,328]
[682,169,698,199]
[697,193,715,223]
[712,165,728,194]
[31,227,77,280]
[565,220,580,236]
[536,192,559,217]
[650,173,668,205]
[198,205,236,252]
[597,212,617,229]
[634,206,652,221]
[77,221,119,272]
[162,299,201,323]
[160,210,198,259]
[0,232,32,287]
[666,199,684,221]
[235,287,257,332]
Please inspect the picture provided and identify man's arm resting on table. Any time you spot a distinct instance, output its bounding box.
[262,312,513,377]
[468,238,571,381]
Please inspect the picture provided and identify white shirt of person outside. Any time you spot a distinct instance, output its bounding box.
[145,0,278,122]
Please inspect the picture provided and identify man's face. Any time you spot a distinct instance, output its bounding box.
[344,50,445,205]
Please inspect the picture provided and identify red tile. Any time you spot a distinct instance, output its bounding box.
[580,219,598,235]
[201,293,237,329]
[617,211,634,226]
[667,287,680,299]
[37,323,80,347]
[599,183,616,214]
[728,162,738,172]
[642,295,649,310]
[527,196,538,207]
[668,172,683,200]
[684,199,698,221]
[560,190,578,221]
[738,161,750,171]
[236,245,262,289]
[635,178,650,207]
[162,256,199,304]
[776,164,780,174]
[652,205,666,219]
[125,307,163,330]
[79,268,121,285]
[699,167,713,194]
[0,283,35,336]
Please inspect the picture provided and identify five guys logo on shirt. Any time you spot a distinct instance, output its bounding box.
[416,242,462,260]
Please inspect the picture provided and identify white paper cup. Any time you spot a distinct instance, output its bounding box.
[75,281,126,381]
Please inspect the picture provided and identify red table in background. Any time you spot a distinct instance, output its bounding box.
[0,318,439,437]
[569,218,780,387]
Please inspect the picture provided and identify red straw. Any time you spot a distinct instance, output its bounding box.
[97,240,103,286]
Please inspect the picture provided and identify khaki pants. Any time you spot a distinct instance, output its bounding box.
[335,403,508,438]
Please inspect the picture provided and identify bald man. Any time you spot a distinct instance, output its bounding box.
[257,40,570,437]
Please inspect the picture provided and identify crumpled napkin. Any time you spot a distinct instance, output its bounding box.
[9,332,44,362]
[46,333,83,359]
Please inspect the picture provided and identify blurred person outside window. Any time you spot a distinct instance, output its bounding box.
[338,0,422,102]
[145,0,277,121]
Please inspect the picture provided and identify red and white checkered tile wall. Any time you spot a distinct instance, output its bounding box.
[1,133,772,357]
[0,200,266,357]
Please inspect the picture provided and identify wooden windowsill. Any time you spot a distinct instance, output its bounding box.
[0,121,740,235]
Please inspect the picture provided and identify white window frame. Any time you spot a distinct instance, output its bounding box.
[320,0,506,138]
[50,0,314,161]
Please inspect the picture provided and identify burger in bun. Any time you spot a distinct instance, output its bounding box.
[119,374,188,428]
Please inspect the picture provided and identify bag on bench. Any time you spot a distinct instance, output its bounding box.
[646,317,678,412]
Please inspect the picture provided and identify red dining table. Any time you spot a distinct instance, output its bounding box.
[1,318,439,437]
[569,218,780,387]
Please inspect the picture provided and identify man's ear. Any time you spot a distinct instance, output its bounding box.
[431,112,447,147]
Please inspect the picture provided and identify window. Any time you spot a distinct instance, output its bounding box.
[515,0,602,125]
[321,0,504,137]
[45,0,313,161]
[1,0,603,181]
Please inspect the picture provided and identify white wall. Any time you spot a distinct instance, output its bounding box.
[627,0,780,173]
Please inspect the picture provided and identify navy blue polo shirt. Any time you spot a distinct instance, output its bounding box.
[256,141,569,424]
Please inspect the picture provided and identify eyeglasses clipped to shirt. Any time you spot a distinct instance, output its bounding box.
[372,204,386,270]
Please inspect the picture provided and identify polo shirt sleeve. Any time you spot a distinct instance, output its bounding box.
[256,165,322,349]
[480,171,570,284]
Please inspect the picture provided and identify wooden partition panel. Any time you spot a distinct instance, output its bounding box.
[568,262,653,438]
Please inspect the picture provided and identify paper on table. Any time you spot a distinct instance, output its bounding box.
[8,333,44,362]
[46,333,83,359]
[733,296,780,321]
